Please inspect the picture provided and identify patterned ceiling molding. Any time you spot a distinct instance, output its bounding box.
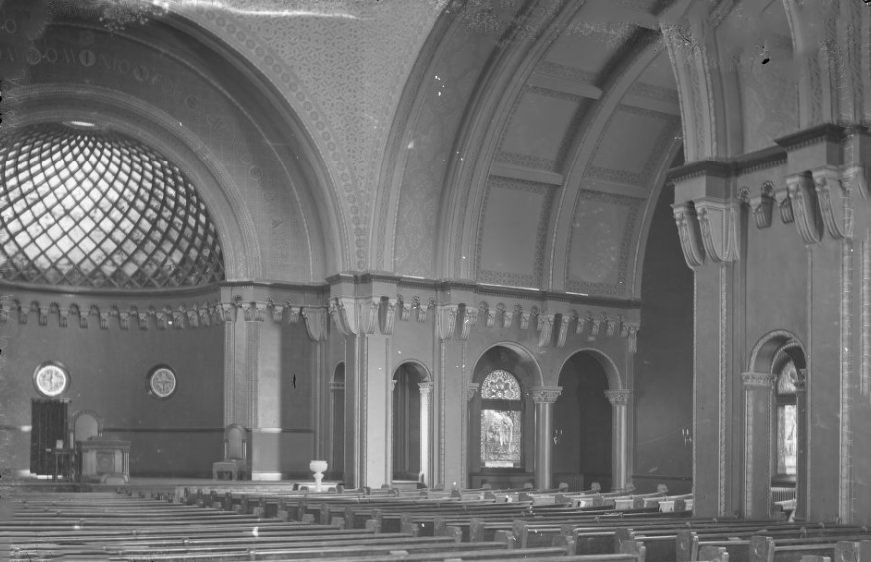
[628,81,680,103]
[527,85,586,104]
[565,190,642,296]
[494,151,557,171]
[476,176,557,288]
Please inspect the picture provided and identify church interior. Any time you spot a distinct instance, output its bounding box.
[2,0,871,558]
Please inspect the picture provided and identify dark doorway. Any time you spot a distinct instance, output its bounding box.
[30,399,69,476]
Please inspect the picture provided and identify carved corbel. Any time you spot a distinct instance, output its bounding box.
[398,296,412,321]
[537,313,555,347]
[302,307,328,342]
[0,300,11,324]
[270,303,285,323]
[813,166,852,240]
[459,306,477,341]
[672,202,706,268]
[786,172,822,244]
[416,298,433,323]
[555,314,569,348]
[154,309,169,330]
[329,297,356,336]
[499,303,513,328]
[242,301,268,322]
[186,307,199,328]
[750,182,775,229]
[480,302,495,328]
[118,310,130,330]
[18,304,28,325]
[843,164,869,198]
[286,306,301,324]
[575,313,587,335]
[88,306,101,328]
[58,307,69,328]
[220,303,236,323]
[590,313,602,338]
[773,187,795,224]
[69,304,85,328]
[97,312,109,330]
[135,309,149,330]
[198,305,211,327]
[382,298,398,336]
[466,382,480,401]
[172,309,185,329]
[436,304,458,341]
[695,199,740,263]
[37,305,48,326]
[359,298,380,335]
[519,307,531,330]
[623,322,640,353]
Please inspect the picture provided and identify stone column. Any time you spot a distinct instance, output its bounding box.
[605,389,631,491]
[418,382,433,486]
[387,379,397,485]
[794,370,808,521]
[531,387,562,490]
[742,372,775,519]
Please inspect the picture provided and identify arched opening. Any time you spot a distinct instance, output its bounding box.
[468,345,538,489]
[330,363,345,481]
[554,352,614,491]
[391,362,430,485]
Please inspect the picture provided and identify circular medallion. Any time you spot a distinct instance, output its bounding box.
[147,365,177,399]
[33,362,70,397]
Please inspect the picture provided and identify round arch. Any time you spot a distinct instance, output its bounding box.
[471,341,544,389]
[392,360,433,383]
[748,329,806,374]
[555,348,623,391]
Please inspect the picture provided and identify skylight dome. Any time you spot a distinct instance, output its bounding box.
[0,123,225,289]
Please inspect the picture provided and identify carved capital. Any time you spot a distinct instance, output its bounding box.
[459,306,477,341]
[466,382,479,401]
[605,389,631,407]
[436,304,458,341]
[537,313,555,347]
[813,166,852,240]
[695,198,740,263]
[531,386,562,404]
[786,173,822,245]
[672,202,706,268]
[750,181,775,229]
[741,372,775,389]
[243,301,268,322]
[418,381,433,397]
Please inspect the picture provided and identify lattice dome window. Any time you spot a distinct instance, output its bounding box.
[0,123,225,289]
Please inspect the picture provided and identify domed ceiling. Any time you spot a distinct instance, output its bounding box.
[0,123,225,289]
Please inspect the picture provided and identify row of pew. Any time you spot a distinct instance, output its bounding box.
[0,482,867,562]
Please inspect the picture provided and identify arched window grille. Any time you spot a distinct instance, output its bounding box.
[480,370,522,468]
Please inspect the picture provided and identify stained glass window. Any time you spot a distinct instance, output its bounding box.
[775,361,797,476]
[480,370,522,468]
[0,123,225,289]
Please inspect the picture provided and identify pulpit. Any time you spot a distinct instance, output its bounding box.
[79,437,131,483]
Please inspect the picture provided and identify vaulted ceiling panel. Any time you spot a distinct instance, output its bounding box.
[588,106,678,185]
[477,177,555,288]
[566,191,643,296]
[497,88,582,170]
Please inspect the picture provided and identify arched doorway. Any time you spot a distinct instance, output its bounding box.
[553,351,615,491]
[330,363,345,481]
[745,332,807,520]
[391,362,431,485]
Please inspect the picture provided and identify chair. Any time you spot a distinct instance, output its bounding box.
[212,424,249,480]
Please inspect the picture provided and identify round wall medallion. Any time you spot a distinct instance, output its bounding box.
[147,365,177,399]
[33,362,70,397]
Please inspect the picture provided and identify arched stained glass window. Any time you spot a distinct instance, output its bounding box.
[480,370,522,468]
[0,123,225,289]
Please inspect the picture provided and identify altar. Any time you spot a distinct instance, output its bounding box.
[79,437,131,483]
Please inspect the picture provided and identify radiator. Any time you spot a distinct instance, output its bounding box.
[771,487,796,502]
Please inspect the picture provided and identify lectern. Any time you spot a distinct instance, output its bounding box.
[79,437,131,483]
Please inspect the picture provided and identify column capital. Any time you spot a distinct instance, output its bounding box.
[741,372,775,388]
[530,386,562,404]
[604,389,632,406]
[466,382,479,401]
[418,381,433,396]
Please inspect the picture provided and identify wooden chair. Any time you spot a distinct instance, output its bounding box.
[212,424,249,480]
